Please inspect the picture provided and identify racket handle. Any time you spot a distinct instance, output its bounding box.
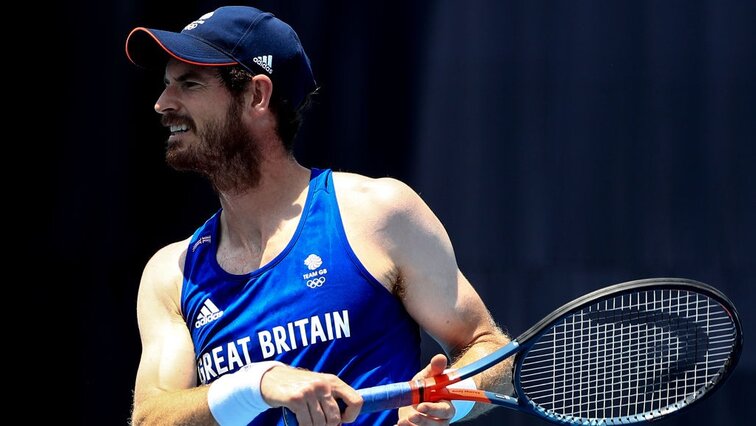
[358,382,414,413]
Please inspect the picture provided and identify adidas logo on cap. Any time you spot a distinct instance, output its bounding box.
[253,55,273,73]
[195,298,224,328]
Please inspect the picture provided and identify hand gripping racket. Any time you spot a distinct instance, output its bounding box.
[357,277,743,424]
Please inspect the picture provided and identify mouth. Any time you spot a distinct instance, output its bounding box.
[168,123,191,137]
[161,113,194,140]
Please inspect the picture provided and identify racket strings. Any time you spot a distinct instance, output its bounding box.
[518,289,738,423]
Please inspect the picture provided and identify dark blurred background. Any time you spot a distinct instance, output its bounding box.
[43,0,754,424]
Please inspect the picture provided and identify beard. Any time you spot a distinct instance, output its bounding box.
[163,100,261,194]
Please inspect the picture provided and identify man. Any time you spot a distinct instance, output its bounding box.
[126,6,511,426]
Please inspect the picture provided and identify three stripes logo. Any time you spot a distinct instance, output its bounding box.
[195,299,224,329]
[253,55,273,73]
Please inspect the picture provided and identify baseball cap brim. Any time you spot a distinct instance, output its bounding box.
[126,27,239,69]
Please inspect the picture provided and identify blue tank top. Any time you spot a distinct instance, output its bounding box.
[181,168,421,425]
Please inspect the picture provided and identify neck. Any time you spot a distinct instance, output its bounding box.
[217,155,311,248]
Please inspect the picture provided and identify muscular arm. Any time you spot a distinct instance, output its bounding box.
[336,174,511,422]
[131,241,362,426]
[388,181,511,419]
[131,241,216,425]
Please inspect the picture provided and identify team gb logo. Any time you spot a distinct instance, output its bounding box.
[184,12,214,31]
[304,254,323,270]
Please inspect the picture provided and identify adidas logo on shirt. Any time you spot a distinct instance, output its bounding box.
[253,55,273,73]
[195,299,224,328]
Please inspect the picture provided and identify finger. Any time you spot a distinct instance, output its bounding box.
[413,354,446,379]
[318,393,342,425]
[416,401,455,421]
[331,383,363,423]
[395,414,421,426]
[307,397,326,426]
[395,419,419,426]
[339,400,362,423]
[398,405,451,426]
[291,401,314,426]
[406,411,447,425]
[427,354,448,376]
[412,354,449,380]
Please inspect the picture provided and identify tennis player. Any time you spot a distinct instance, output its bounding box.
[126,6,511,425]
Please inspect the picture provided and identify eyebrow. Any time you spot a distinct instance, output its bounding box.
[164,70,210,84]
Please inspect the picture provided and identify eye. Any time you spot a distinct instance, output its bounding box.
[183,81,201,89]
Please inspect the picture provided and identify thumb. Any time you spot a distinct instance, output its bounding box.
[428,353,449,376]
[413,354,449,380]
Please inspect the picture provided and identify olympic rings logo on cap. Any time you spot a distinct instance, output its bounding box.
[306,276,326,288]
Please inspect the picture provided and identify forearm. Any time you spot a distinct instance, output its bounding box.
[132,386,216,426]
[449,328,513,419]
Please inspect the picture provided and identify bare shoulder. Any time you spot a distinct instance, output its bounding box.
[138,238,191,317]
[331,171,443,237]
[141,239,190,288]
[331,172,439,290]
[331,171,422,218]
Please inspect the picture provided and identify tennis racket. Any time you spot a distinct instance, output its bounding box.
[356,277,743,424]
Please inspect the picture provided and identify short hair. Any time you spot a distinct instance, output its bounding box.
[216,66,313,152]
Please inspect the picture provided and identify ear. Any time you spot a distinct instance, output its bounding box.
[248,74,273,111]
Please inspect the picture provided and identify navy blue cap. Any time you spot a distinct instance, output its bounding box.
[126,6,316,109]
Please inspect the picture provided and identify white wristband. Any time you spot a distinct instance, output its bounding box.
[445,370,477,423]
[207,361,284,426]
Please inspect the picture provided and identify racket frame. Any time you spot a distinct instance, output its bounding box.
[359,278,743,425]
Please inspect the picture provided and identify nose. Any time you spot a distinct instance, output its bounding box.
[154,86,178,114]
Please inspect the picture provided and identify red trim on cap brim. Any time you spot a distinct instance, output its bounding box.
[126,27,238,68]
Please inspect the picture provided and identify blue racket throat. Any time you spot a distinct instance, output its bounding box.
[454,341,520,381]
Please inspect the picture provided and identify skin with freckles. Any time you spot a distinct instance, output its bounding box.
[131,59,511,426]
